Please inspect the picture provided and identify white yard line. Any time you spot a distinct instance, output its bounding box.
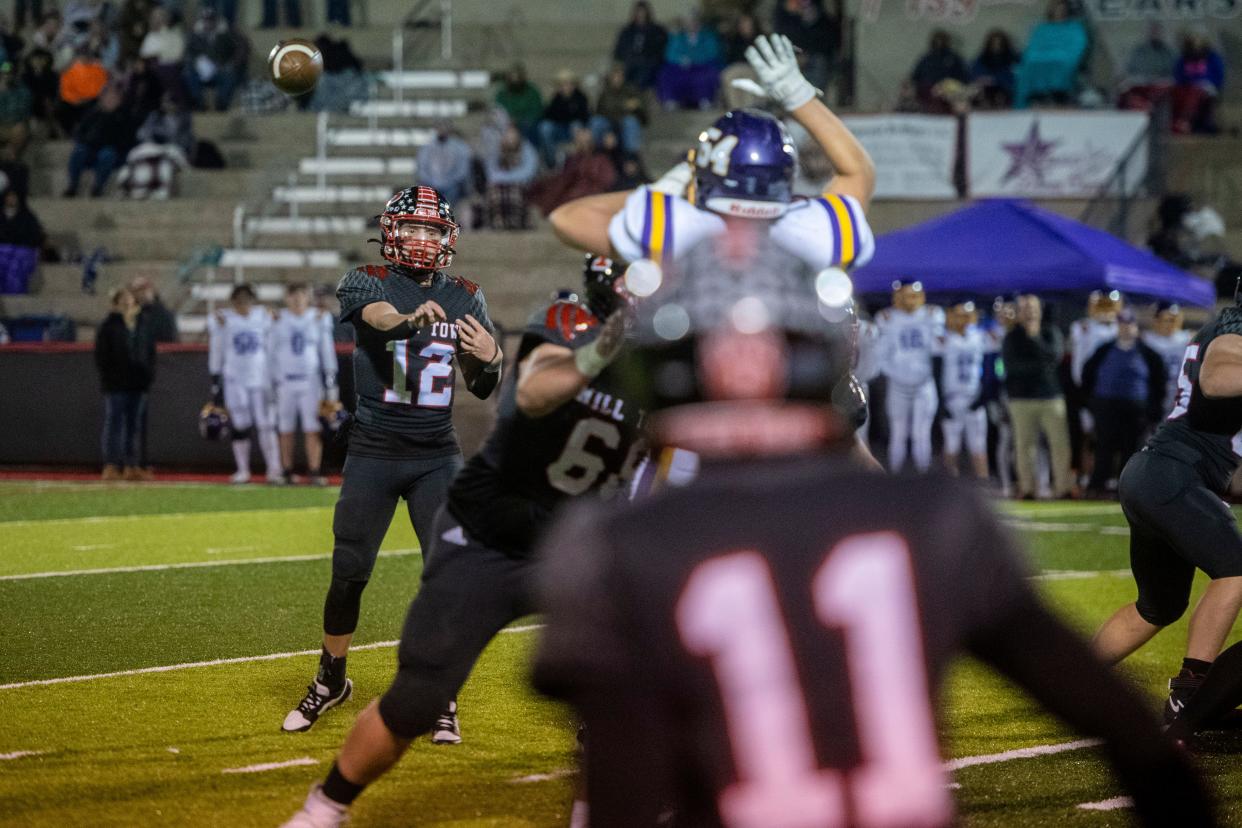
[1005,505,1123,518]
[0,750,46,760]
[1077,797,1132,811]
[0,548,419,582]
[1031,569,1130,581]
[222,757,319,774]
[71,543,116,551]
[944,739,1101,771]
[0,505,329,529]
[510,768,575,784]
[205,545,261,555]
[0,624,542,691]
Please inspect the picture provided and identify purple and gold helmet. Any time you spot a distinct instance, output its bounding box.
[690,109,798,220]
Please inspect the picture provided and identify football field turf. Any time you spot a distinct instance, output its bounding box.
[3,481,1242,827]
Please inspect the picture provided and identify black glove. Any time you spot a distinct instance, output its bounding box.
[210,374,223,406]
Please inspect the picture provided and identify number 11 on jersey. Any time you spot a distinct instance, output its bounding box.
[385,340,456,407]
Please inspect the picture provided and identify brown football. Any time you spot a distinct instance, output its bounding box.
[268,38,323,96]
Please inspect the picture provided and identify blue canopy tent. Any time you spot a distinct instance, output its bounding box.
[851,199,1215,307]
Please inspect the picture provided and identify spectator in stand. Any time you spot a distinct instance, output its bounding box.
[138,6,186,104]
[1081,309,1166,498]
[1119,22,1175,111]
[261,0,302,28]
[772,0,835,95]
[1003,294,1073,500]
[536,69,590,167]
[415,122,472,205]
[528,126,616,217]
[0,190,42,293]
[1013,0,1088,108]
[64,83,131,197]
[0,63,32,160]
[119,0,155,64]
[483,123,537,230]
[0,16,22,66]
[120,55,162,125]
[183,6,244,112]
[135,91,192,153]
[31,13,67,71]
[589,63,647,155]
[22,48,59,137]
[56,45,108,135]
[95,285,156,481]
[16,0,44,32]
[971,29,1020,109]
[720,12,763,109]
[129,274,178,342]
[657,10,723,111]
[612,1,667,90]
[309,29,365,112]
[0,143,31,200]
[89,18,122,72]
[494,63,542,143]
[1172,28,1225,135]
[907,29,969,114]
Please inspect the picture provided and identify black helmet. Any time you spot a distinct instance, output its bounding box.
[582,254,629,320]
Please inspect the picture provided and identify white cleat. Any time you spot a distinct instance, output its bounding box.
[267,473,288,486]
[280,784,350,828]
[229,470,251,484]
[431,700,462,745]
[283,680,353,733]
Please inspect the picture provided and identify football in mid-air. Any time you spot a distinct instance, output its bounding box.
[268,38,323,96]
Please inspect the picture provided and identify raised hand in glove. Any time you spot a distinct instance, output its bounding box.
[738,34,818,111]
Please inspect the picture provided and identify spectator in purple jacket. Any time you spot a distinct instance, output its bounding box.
[1172,28,1225,134]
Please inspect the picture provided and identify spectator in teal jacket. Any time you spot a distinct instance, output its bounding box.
[1014,0,1088,107]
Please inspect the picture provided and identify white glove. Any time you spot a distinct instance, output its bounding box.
[743,34,817,111]
[650,160,693,198]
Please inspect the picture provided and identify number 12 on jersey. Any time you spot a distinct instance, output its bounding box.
[676,533,952,828]
[385,340,455,407]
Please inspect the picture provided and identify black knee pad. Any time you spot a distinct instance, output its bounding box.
[377,666,452,740]
[231,426,253,442]
[1135,594,1188,628]
[323,576,367,636]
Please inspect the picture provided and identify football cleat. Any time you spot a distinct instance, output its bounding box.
[310,475,330,487]
[430,700,461,745]
[229,470,251,485]
[1164,670,1205,725]
[279,784,350,828]
[283,679,353,733]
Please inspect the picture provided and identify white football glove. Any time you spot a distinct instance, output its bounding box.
[742,34,817,111]
[650,160,693,198]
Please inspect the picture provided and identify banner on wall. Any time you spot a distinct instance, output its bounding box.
[840,114,959,200]
[967,111,1149,198]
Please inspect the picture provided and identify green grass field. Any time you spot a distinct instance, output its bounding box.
[3,481,1242,827]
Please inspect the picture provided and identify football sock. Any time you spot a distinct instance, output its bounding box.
[1172,642,1242,735]
[322,762,366,806]
[231,439,251,473]
[317,647,346,690]
[1182,657,1212,676]
[259,428,282,475]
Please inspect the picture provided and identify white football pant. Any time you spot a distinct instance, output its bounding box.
[886,379,937,472]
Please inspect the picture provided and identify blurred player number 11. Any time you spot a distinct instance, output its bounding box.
[677,532,952,828]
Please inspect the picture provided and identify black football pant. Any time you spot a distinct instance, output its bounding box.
[323,451,463,636]
[377,507,537,739]
[1119,445,1242,627]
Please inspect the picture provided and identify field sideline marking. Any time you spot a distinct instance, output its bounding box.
[1077,797,1132,811]
[0,548,420,582]
[0,625,543,691]
[223,757,319,774]
[944,738,1101,771]
[0,750,46,760]
[0,505,331,529]
[1031,569,1130,581]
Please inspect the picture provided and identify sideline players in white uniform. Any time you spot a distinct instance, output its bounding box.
[877,280,943,472]
[938,301,988,478]
[1143,302,1193,417]
[270,283,338,485]
[209,284,282,483]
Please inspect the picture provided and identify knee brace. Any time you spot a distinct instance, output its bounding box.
[231,426,253,442]
[323,576,368,636]
[377,666,453,740]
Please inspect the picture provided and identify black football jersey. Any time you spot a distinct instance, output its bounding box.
[447,300,646,557]
[533,459,1201,827]
[336,264,494,457]
[1148,312,1242,493]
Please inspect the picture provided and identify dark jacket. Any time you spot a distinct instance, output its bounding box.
[74,104,133,150]
[612,22,667,71]
[1002,324,1064,400]
[95,311,156,392]
[1082,339,1166,422]
[542,89,590,126]
[0,202,45,247]
[141,298,179,343]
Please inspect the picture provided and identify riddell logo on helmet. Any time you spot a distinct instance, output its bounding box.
[708,198,786,219]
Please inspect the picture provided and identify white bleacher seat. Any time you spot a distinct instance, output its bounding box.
[178,314,208,335]
[272,185,394,204]
[348,100,468,118]
[326,128,435,148]
[213,249,344,268]
[376,70,489,90]
[191,283,288,302]
[246,216,369,235]
[297,158,417,177]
